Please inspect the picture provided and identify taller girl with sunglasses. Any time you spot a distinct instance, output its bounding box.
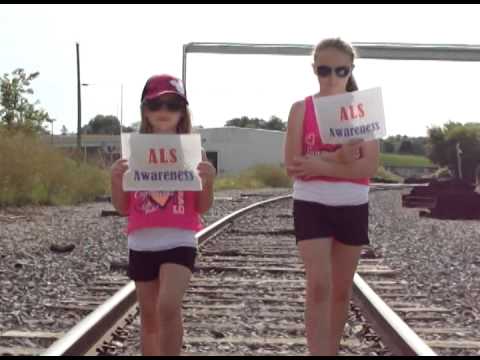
[285,38,379,355]
[111,74,216,356]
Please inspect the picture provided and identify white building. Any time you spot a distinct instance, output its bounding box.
[42,127,286,175]
[199,127,285,175]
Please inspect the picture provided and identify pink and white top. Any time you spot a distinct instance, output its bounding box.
[293,96,370,206]
[126,191,203,251]
[127,191,202,234]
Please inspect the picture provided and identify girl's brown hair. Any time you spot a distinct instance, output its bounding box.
[313,38,358,92]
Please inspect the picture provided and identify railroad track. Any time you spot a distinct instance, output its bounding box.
[3,188,479,356]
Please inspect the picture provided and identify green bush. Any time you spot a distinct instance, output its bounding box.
[247,164,292,188]
[371,166,403,183]
[214,164,292,190]
[214,163,405,190]
[380,153,434,168]
[433,167,452,179]
[0,131,109,206]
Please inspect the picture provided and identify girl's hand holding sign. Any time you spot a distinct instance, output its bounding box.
[111,159,129,186]
[197,159,216,187]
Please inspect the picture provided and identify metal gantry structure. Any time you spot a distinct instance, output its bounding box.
[181,41,480,95]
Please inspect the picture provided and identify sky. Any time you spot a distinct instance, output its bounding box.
[1,4,480,137]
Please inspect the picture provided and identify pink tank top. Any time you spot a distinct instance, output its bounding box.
[301,96,369,185]
[127,191,203,235]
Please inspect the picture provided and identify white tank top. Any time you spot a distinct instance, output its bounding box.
[293,179,369,206]
[128,227,197,252]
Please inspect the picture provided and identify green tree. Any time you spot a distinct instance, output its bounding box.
[398,140,414,154]
[225,115,286,131]
[381,139,395,153]
[130,121,141,132]
[226,116,248,128]
[121,125,136,133]
[266,116,287,131]
[82,115,121,134]
[427,121,480,182]
[0,68,51,133]
[410,137,427,155]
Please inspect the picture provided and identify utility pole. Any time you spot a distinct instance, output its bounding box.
[120,83,124,129]
[76,42,82,151]
[50,118,55,144]
[182,44,187,96]
[456,142,463,180]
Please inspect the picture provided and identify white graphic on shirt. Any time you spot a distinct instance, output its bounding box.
[134,191,185,215]
[306,132,316,147]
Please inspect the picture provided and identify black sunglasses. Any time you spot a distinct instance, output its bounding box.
[143,98,186,112]
[316,65,353,78]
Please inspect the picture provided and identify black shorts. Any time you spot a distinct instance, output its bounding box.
[293,199,369,246]
[128,247,197,282]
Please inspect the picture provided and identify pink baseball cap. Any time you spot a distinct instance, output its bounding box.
[141,74,188,104]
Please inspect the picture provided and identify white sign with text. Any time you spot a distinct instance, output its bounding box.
[121,133,203,191]
[313,87,386,144]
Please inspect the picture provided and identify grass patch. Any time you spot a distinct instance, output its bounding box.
[0,130,109,206]
[215,163,404,190]
[372,166,404,183]
[432,167,452,179]
[380,153,434,168]
[215,164,292,190]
